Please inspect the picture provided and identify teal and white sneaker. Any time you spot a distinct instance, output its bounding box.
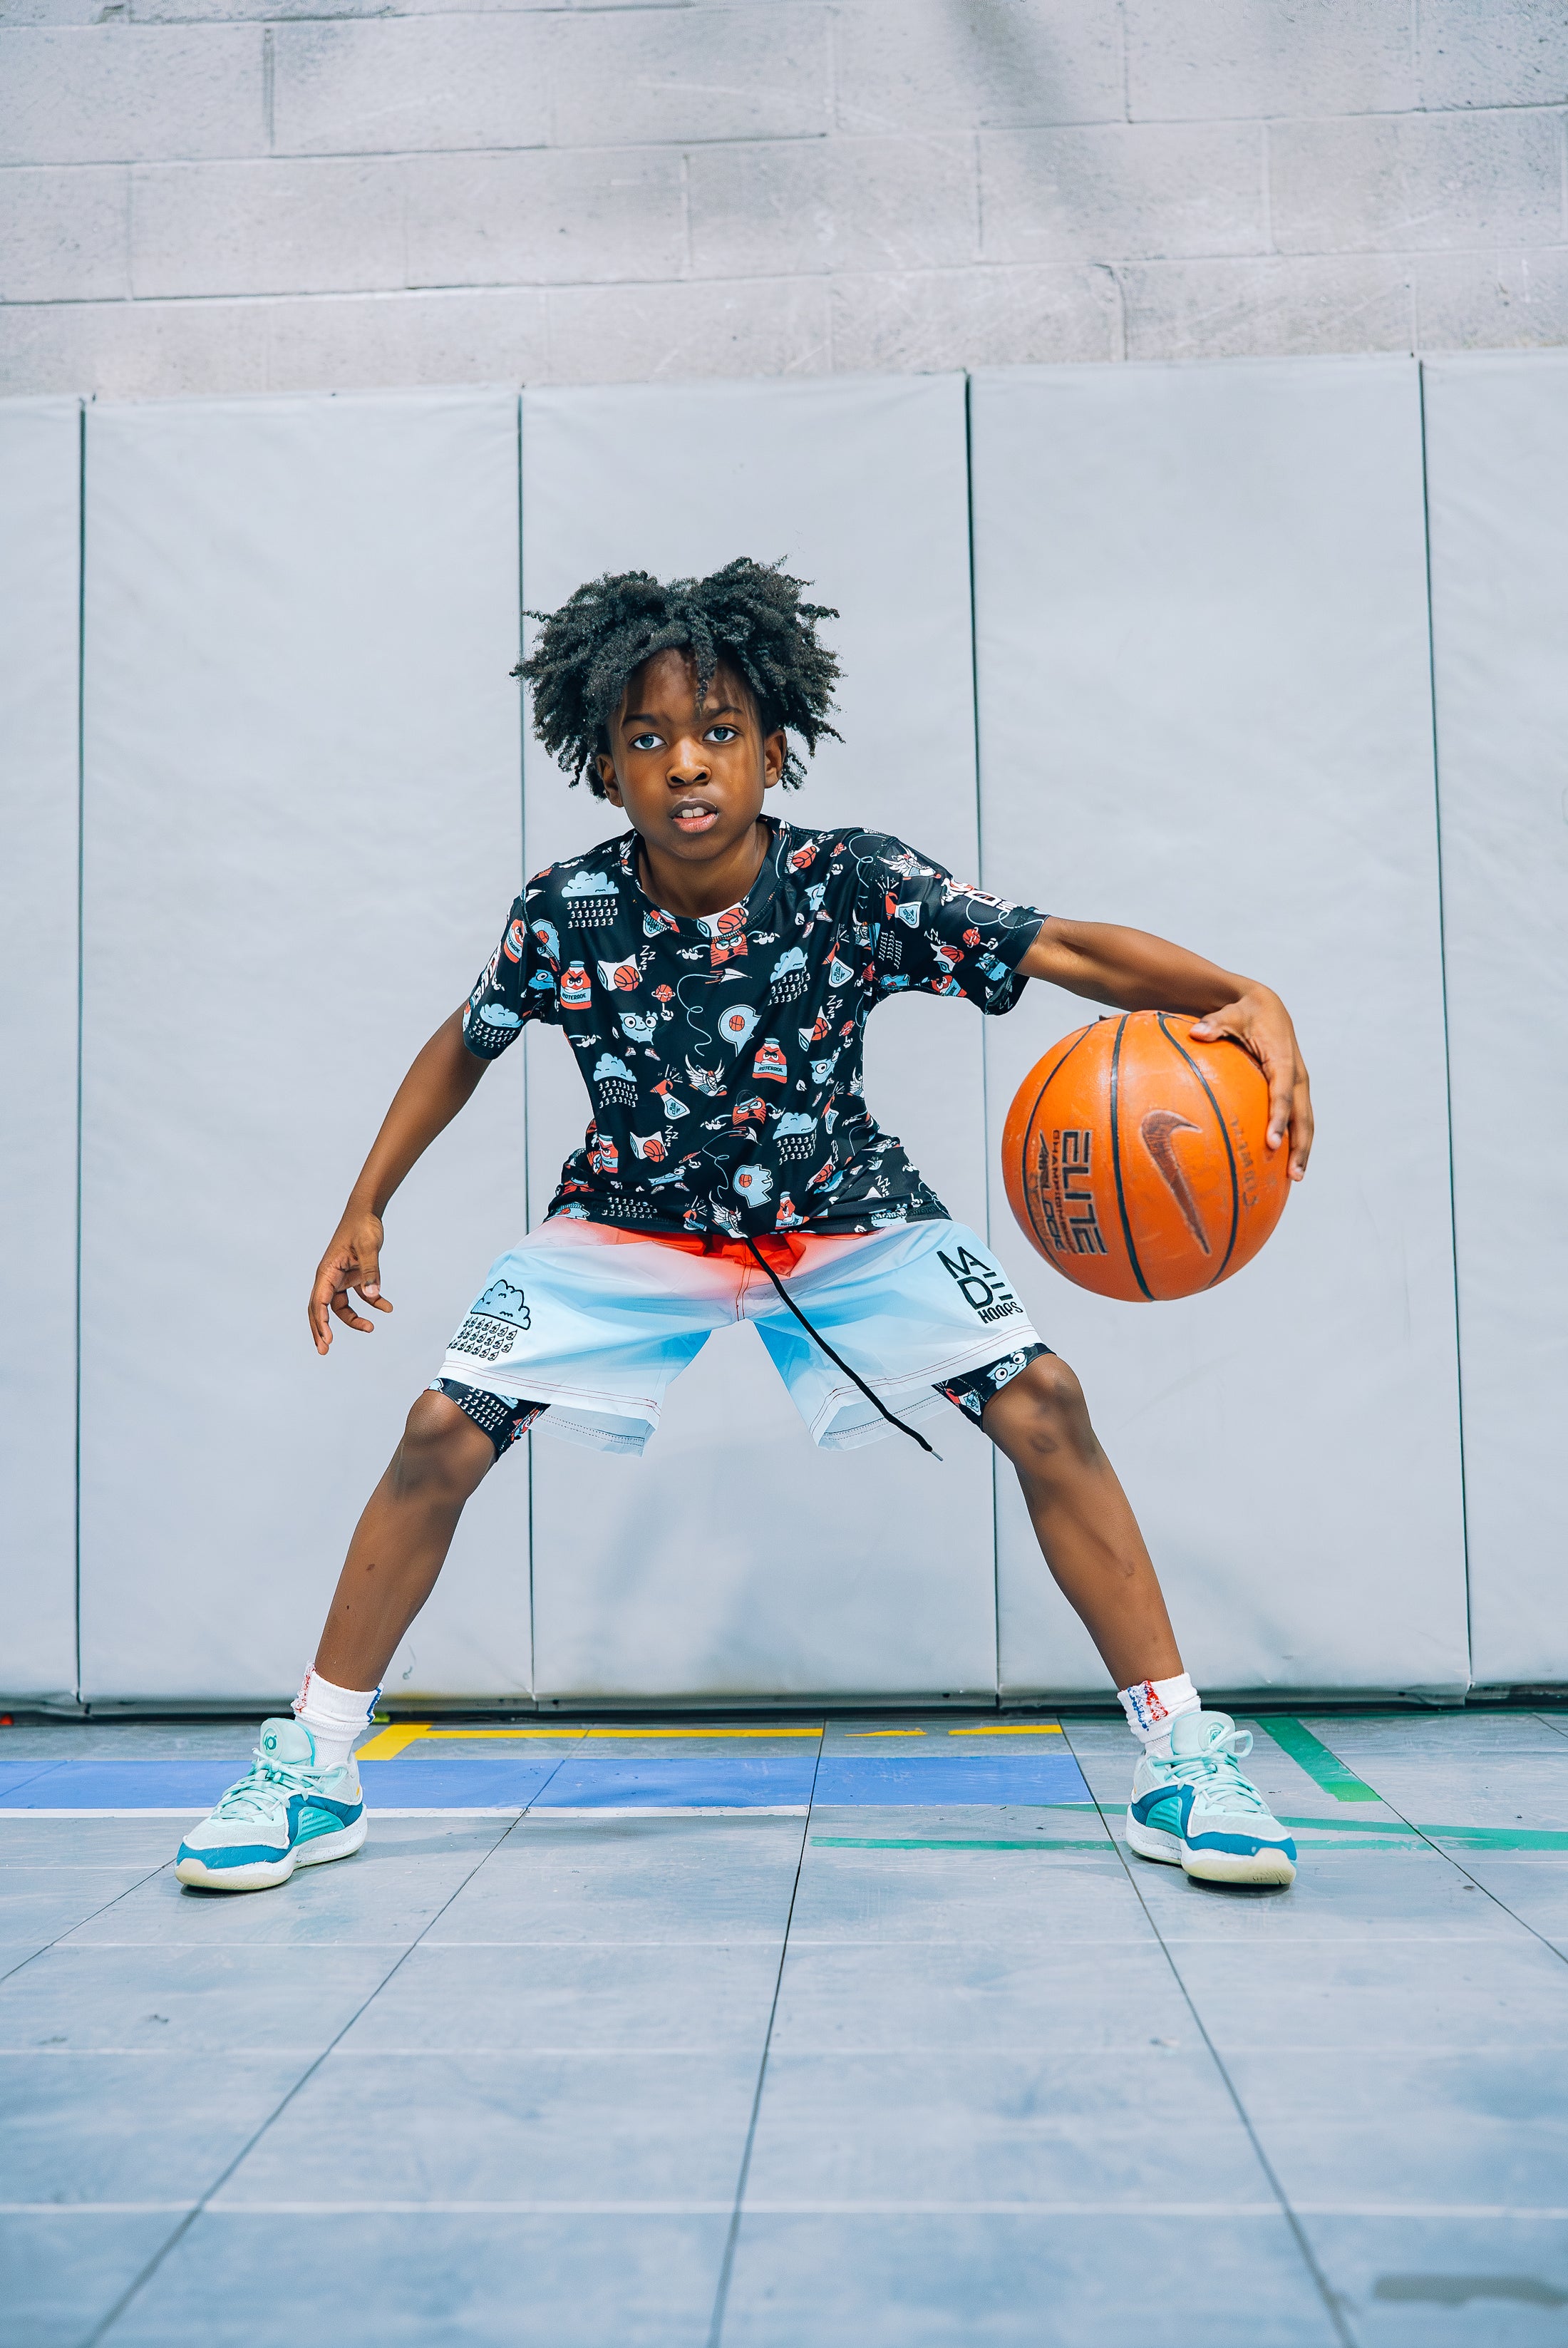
[1126,1710,1296,1887]
[175,1717,367,1893]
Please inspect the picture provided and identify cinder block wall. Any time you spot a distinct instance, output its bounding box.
[2,0,1566,398]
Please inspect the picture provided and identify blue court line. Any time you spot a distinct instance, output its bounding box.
[813,1752,1089,1805]
[0,1745,1085,1813]
[0,1758,69,1799]
[532,1753,820,1810]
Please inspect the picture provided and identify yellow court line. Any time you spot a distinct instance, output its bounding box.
[947,1724,1063,1736]
[356,1724,431,1760]
[585,1726,822,1740]
[359,1721,824,1759]
[849,1730,926,1737]
[425,1729,584,1741]
[358,1724,585,1760]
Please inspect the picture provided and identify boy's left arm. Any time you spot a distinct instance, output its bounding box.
[1018,917,1314,1180]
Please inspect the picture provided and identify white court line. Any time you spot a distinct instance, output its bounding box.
[9,2200,1568,2220]
[0,1804,810,1820]
[205,2200,1284,2218]
[530,1805,808,1818]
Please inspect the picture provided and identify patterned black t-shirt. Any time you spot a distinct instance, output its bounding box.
[461,820,1046,1239]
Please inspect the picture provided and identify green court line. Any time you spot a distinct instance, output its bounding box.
[1263,1716,1382,1801]
[1423,1826,1568,1851]
[1281,1815,1415,1835]
[814,1823,1568,1855]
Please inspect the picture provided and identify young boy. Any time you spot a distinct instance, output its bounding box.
[177,559,1313,1895]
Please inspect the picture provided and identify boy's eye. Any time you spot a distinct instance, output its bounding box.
[628,733,663,751]
[706,726,740,743]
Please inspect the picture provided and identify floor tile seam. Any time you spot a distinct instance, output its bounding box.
[83,1808,538,2344]
[705,1725,825,2348]
[1338,1783,1568,1969]
[1056,1719,1359,2348]
[0,1855,178,1992]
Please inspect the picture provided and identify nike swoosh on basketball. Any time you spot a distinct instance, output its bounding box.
[1138,1109,1209,1252]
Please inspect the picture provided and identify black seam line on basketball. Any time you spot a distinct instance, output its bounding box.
[1108,1016,1153,1301]
[85,1809,534,2347]
[742,1236,939,1457]
[1056,1720,1357,2348]
[1157,1013,1242,1283]
[1022,1021,1098,1255]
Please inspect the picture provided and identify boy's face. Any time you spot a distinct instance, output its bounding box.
[597,649,786,870]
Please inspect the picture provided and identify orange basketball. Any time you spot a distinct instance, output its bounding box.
[1002,1012,1290,1302]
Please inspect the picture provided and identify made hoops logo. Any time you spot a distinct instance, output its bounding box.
[937,1245,1023,1327]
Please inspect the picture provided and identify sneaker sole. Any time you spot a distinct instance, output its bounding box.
[175,1813,367,1893]
[1182,1843,1296,1888]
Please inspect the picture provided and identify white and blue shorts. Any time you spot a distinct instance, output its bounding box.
[433,1216,1047,1458]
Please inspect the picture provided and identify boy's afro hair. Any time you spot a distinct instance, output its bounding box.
[516,556,842,798]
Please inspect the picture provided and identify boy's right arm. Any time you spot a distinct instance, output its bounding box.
[308,1007,488,1356]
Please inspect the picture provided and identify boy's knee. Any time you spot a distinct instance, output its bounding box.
[986,1354,1098,1471]
[396,1391,491,1499]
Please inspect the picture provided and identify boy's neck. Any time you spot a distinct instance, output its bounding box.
[635,816,773,920]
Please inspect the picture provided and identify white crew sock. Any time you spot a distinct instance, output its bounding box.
[1118,1672,1201,1756]
[292,1667,379,1772]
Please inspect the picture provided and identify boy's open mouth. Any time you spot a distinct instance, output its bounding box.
[670,800,720,835]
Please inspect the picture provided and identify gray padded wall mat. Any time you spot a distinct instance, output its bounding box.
[519,375,999,1701]
[972,358,1470,1697]
[1425,354,1568,1686]
[80,391,531,1703]
[0,400,81,1702]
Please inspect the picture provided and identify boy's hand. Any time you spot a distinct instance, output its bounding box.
[1190,988,1314,1180]
[309,1211,393,1355]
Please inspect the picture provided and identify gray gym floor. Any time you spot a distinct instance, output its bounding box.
[4,1707,1568,2345]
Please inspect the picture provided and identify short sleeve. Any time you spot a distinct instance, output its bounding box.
[461,882,562,1059]
[857,837,1046,1016]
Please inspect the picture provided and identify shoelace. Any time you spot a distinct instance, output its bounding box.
[210,1748,321,1823]
[1168,1726,1272,1815]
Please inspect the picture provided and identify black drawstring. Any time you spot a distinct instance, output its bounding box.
[743,1235,941,1459]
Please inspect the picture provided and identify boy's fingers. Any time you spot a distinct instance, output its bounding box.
[1264,1059,1294,1150]
[354,1255,391,1313]
[1289,1081,1316,1179]
[330,1291,376,1333]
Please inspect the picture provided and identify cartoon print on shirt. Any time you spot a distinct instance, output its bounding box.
[460,824,1045,1237]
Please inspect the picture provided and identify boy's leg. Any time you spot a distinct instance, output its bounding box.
[175,1392,498,1894]
[979,1354,1182,1693]
[313,1390,497,1690]
[982,1355,1296,1888]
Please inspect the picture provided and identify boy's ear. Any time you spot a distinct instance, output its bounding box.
[763,729,787,790]
[597,749,622,803]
